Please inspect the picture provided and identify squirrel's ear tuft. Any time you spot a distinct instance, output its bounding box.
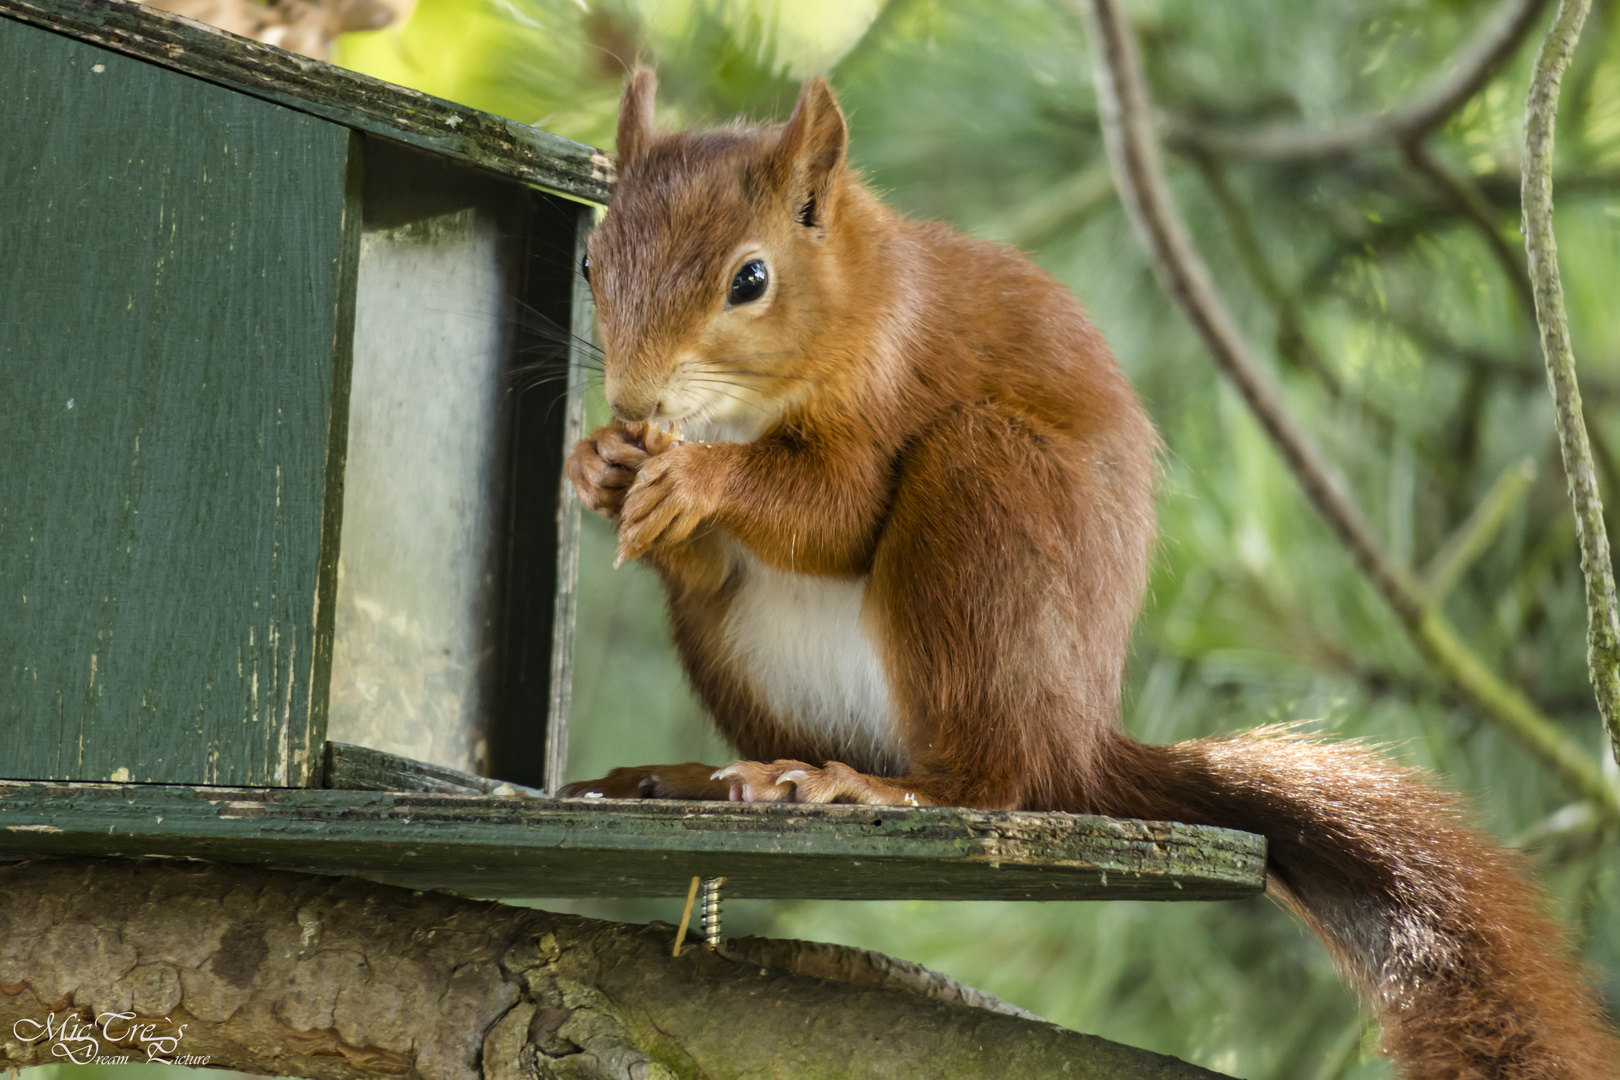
[772,77,847,234]
[617,67,659,165]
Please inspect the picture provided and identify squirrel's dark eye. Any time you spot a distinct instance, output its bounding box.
[581,253,591,284]
[729,259,768,305]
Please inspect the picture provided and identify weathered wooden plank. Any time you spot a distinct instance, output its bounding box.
[542,206,596,794]
[314,132,364,784]
[324,741,545,797]
[487,197,589,789]
[0,16,359,785]
[0,0,613,204]
[0,782,1267,901]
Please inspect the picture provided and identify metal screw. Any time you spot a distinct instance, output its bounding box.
[700,876,725,949]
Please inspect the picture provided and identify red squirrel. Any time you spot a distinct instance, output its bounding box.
[560,69,1620,1078]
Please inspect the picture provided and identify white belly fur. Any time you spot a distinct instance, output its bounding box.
[719,543,907,774]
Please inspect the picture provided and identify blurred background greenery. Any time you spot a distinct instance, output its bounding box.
[57,0,1620,1076]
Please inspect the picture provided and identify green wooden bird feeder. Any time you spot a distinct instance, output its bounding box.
[0,0,1265,905]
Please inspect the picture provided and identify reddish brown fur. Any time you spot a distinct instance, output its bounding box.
[562,71,1620,1077]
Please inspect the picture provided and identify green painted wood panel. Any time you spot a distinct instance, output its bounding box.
[0,18,360,785]
[0,782,1268,901]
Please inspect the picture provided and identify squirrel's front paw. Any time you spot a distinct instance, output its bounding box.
[616,445,723,565]
[565,422,680,521]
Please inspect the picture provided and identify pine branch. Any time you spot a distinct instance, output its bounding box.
[1168,0,1552,160]
[1401,139,1537,321]
[1074,0,1619,820]
[1521,0,1620,764]
[1421,459,1538,602]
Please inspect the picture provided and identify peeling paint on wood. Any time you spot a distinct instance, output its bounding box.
[0,781,1268,901]
[0,17,359,785]
[0,0,613,204]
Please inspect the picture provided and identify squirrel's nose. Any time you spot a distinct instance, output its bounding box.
[605,378,657,423]
[611,401,656,423]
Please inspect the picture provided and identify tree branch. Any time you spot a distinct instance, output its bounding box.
[1073,0,1619,822]
[1521,0,1620,764]
[1191,154,1430,459]
[1168,0,1552,160]
[0,859,1232,1080]
[1192,157,1346,395]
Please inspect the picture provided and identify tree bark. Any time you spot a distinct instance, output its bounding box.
[0,858,1229,1080]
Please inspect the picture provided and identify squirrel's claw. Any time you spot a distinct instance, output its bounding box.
[712,760,807,803]
[615,446,715,565]
[714,761,922,806]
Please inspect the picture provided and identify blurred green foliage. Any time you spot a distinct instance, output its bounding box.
[339,0,1620,1076]
[76,1,1620,1077]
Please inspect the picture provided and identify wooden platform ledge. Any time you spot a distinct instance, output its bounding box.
[0,780,1266,901]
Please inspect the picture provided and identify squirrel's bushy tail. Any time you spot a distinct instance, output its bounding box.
[1091,726,1618,1079]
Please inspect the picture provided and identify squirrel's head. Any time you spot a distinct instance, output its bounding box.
[586,68,852,438]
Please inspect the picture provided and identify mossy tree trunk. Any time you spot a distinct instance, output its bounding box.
[0,859,1229,1080]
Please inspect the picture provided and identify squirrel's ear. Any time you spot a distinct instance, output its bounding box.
[772,77,847,234]
[617,67,659,165]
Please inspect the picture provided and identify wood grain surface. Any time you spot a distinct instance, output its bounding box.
[0,781,1268,900]
[0,16,360,784]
